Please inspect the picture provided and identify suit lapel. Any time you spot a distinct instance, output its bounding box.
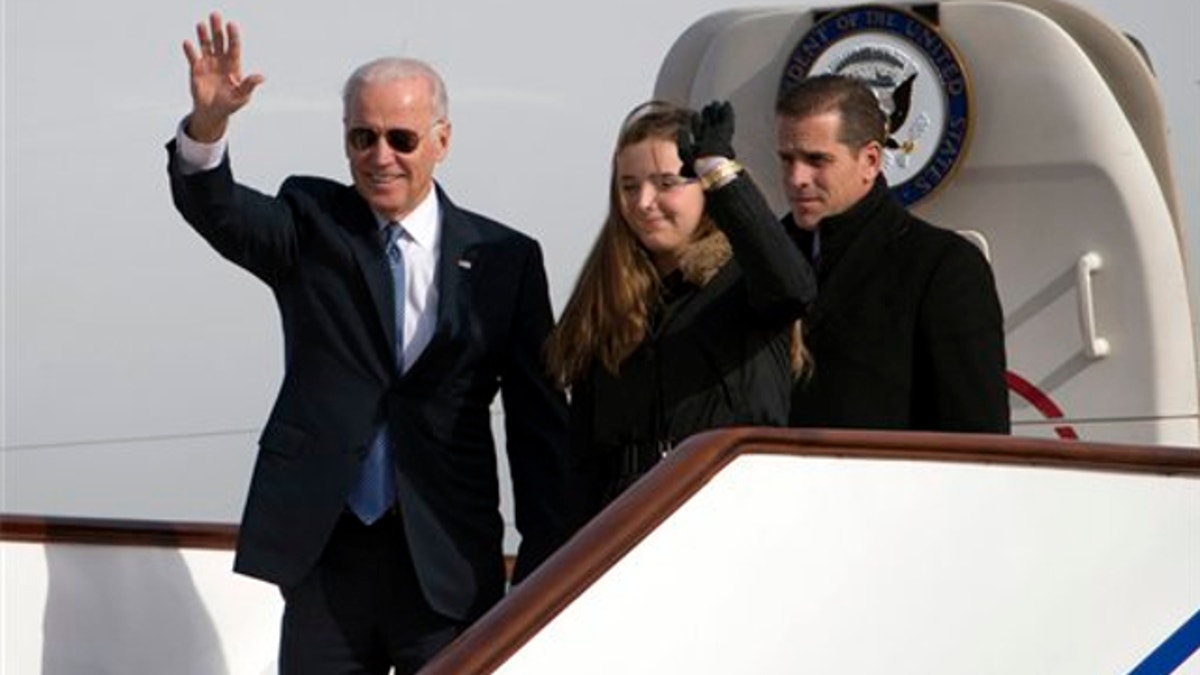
[336,189,398,362]
[403,187,481,377]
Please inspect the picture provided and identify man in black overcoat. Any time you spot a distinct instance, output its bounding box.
[775,75,1010,433]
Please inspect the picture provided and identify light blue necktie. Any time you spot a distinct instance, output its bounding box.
[347,223,404,524]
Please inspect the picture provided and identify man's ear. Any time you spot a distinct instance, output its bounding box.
[859,140,884,181]
[434,121,452,162]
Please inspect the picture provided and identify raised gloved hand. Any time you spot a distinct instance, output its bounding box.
[677,100,736,178]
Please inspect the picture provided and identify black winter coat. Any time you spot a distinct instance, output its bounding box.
[787,176,1010,433]
[571,173,816,520]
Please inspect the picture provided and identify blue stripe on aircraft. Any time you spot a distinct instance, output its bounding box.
[1130,607,1200,675]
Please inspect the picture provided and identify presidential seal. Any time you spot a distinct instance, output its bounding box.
[779,5,971,206]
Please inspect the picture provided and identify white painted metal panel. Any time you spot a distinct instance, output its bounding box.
[497,455,1200,674]
[2,543,282,675]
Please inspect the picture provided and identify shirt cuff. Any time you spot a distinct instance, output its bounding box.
[694,156,727,177]
[175,117,228,175]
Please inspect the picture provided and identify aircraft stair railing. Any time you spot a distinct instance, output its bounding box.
[1,514,279,673]
[422,428,1200,675]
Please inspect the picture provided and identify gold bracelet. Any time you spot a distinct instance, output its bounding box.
[698,160,743,191]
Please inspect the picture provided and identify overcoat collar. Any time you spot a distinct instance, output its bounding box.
[789,177,909,334]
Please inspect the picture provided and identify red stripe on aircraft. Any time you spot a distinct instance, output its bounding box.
[1005,371,1079,440]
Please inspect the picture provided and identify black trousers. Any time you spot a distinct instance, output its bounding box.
[278,511,465,675]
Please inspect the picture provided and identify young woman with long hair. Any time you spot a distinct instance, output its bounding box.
[545,100,816,521]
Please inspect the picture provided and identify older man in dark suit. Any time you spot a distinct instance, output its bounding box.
[167,13,570,674]
[776,75,1010,433]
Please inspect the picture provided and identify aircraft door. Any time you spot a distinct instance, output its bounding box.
[653,1,1199,445]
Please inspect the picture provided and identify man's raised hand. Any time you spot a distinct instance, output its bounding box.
[182,12,265,142]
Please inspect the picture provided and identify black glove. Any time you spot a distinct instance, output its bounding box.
[677,100,736,178]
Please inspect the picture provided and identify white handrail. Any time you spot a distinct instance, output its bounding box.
[1077,252,1111,358]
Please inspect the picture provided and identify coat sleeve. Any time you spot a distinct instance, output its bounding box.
[166,139,298,285]
[917,236,1011,433]
[564,374,607,529]
[499,240,574,583]
[702,171,816,323]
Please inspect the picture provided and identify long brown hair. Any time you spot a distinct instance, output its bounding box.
[545,101,719,388]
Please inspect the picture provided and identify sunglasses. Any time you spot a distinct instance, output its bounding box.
[345,120,443,154]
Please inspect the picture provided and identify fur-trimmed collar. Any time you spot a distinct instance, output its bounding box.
[677,231,732,286]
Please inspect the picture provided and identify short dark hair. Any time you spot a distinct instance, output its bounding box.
[775,74,886,149]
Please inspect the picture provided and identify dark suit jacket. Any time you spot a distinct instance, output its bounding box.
[788,177,1010,433]
[167,144,570,621]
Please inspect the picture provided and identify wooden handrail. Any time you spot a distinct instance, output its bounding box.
[0,513,523,574]
[0,514,239,550]
[420,427,1200,675]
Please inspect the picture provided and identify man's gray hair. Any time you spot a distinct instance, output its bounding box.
[342,57,449,120]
